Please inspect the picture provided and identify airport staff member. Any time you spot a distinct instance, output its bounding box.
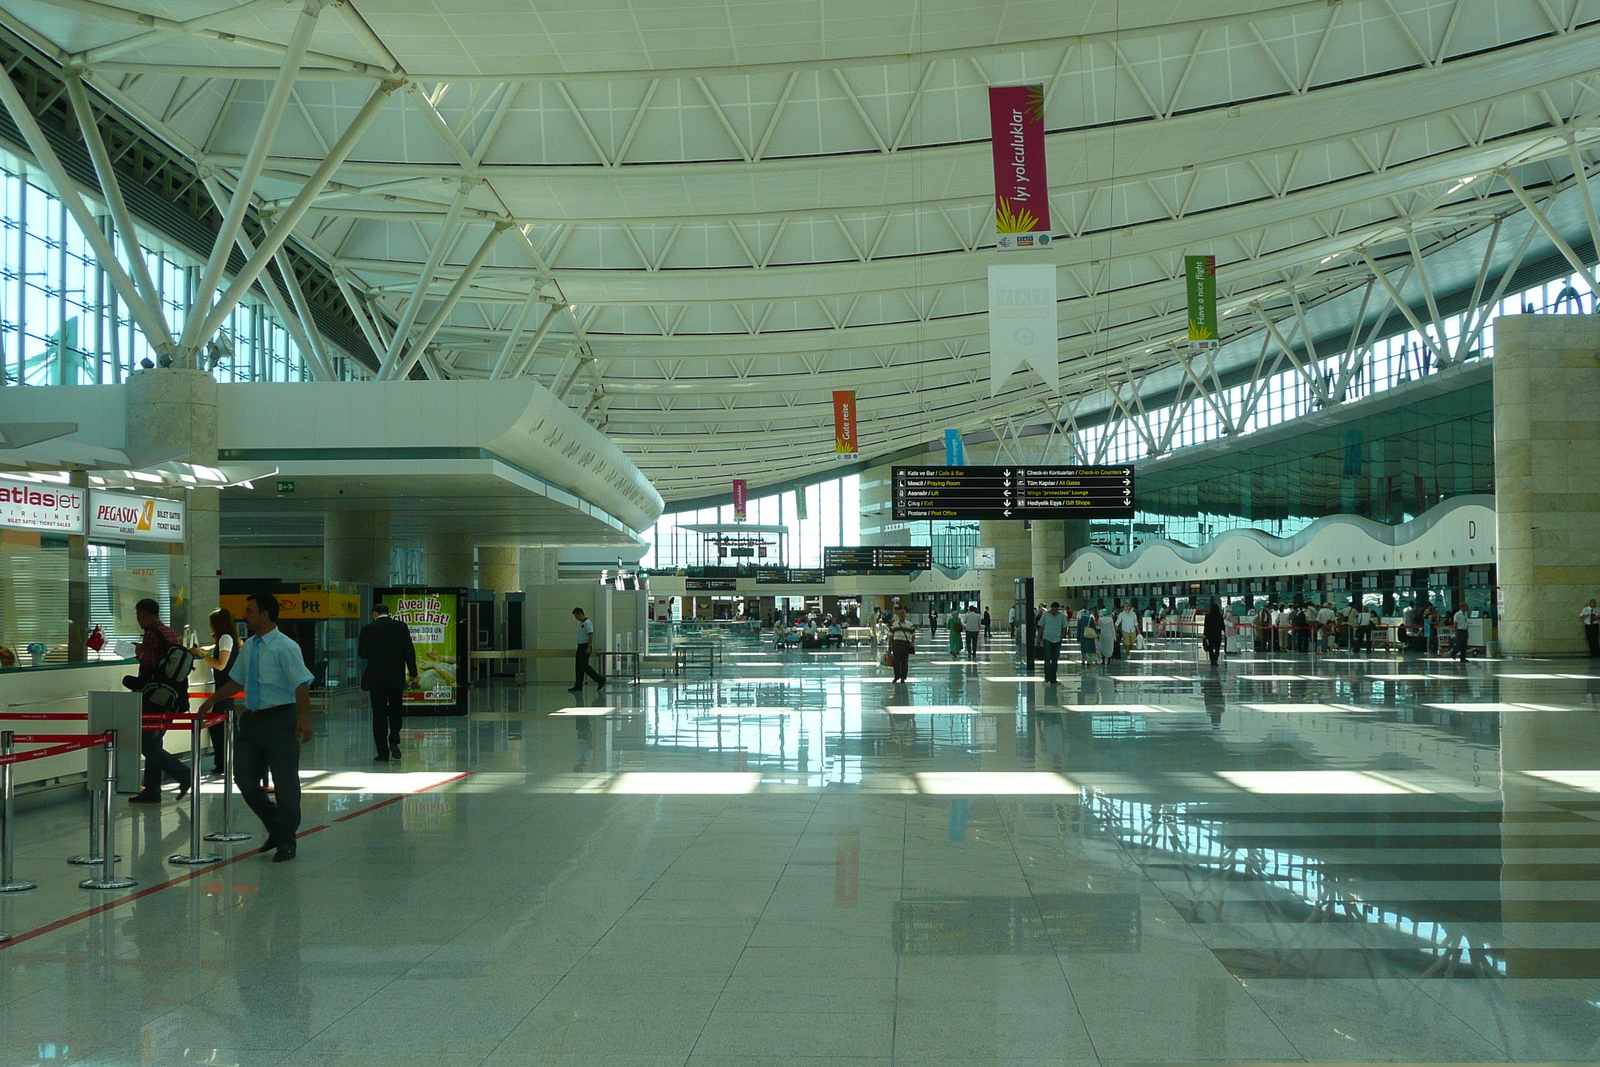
[568,607,607,692]
[1583,599,1600,657]
[198,592,313,863]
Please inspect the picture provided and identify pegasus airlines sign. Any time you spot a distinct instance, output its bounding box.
[88,490,185,542]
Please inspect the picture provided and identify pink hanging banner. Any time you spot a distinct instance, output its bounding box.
[732,479,748,521]
[988,85,1051,249]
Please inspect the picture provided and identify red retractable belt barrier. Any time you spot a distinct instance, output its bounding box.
[0,712,89,721]
[0,734,110,766]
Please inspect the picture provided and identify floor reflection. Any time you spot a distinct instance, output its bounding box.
[6,628,1600,1063]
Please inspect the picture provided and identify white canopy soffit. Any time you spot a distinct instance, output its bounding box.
[2,0,1598,500]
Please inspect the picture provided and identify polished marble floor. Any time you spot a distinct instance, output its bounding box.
[4,630,1600,1065]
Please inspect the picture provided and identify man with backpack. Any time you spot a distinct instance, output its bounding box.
[122,598,194,804]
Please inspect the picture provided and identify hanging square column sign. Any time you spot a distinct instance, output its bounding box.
[732,479,748,520]
[989,85,1051,249]
[833,390,858,457]
[1185,255,1219,352]
[988,263,1059,395]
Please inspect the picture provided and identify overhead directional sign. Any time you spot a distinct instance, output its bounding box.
[824,546,933,574]
[892,466,1135,520]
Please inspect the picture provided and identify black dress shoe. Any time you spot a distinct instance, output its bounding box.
[175,781,192,801]
[257,835,283,855]
[374,752,391,762]
[566,685,583,693]
[272,847,296,863]
[127,792,162,804]
[389,747,403,761]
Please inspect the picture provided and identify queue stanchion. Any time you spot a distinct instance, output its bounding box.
[204,705,250,844]
[67,774,119,867]
[80,730,136,891]
[0,731,38,894]
[169,714,222,867]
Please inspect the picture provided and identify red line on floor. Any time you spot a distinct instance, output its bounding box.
[0,771,470,950]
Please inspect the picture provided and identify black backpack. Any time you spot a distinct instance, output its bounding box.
[142,633,196,711]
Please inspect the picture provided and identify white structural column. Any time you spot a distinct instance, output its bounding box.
[1492,314,1600,656]
[325,510,391,587]
[63,74,174,355]
[189,79,401,353]
[0,67,175,360]
[423,532,475,588]
[176,0,325,363]
[125,369,220,632]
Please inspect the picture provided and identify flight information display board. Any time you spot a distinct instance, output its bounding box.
[823,546,933,574]
[754,568,827,584]
[892,466,1135,520]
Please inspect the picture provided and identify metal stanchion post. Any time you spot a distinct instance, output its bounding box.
[80,730,136,891]
[67,776,120,866]
[205,705,250,844]
[0,731,38,893]
[169,715,221,866]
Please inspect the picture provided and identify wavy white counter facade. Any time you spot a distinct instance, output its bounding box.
[1062,496,1497,587]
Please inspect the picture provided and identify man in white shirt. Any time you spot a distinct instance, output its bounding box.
[1117,603,1139,654]
[961,604,982,658]
[1582,599,1599,657]
[569,607,607,691]
[1317,604,1336,652]
[1453,604,1470,663]
[1355,602,1374,654]
[1038,602,1069,683]
[197,592,314,862]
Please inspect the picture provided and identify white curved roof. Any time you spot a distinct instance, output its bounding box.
[4,0,1597,500]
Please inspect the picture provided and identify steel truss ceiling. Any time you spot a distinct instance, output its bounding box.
[1,0,1598,499]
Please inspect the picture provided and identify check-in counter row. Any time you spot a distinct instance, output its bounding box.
[0,661,197,800]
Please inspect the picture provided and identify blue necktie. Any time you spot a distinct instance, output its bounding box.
[247,637,261,710]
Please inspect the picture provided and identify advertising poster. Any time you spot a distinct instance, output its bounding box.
[1185,255,1219,350]
[989,85,1051,249]
[378,587,469,715]
[732,478,748,520]
[833,390,858,456]
[794,484,808,520]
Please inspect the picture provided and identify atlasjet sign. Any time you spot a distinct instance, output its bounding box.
[88,490,185,542]
[0,476,85,532]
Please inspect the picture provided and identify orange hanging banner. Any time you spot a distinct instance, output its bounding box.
[833,390,858,456]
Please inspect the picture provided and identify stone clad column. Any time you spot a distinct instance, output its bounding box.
[978,520,1030,616]
[1031,520,1066,605]
[423,532,474,587]
[478,546,520,593]
[125,368,218,631]
[1492,315,1600,656]
[324,510,390,587]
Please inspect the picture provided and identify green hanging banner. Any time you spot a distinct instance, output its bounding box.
[1185,254,1218,350]
[794,484,807,521]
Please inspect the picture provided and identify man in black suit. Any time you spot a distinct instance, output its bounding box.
[358,603,418,762]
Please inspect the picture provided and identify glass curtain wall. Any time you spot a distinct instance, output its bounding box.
[1075,262,1597,467]
[0,150,363,387]
[643,474,861,570]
